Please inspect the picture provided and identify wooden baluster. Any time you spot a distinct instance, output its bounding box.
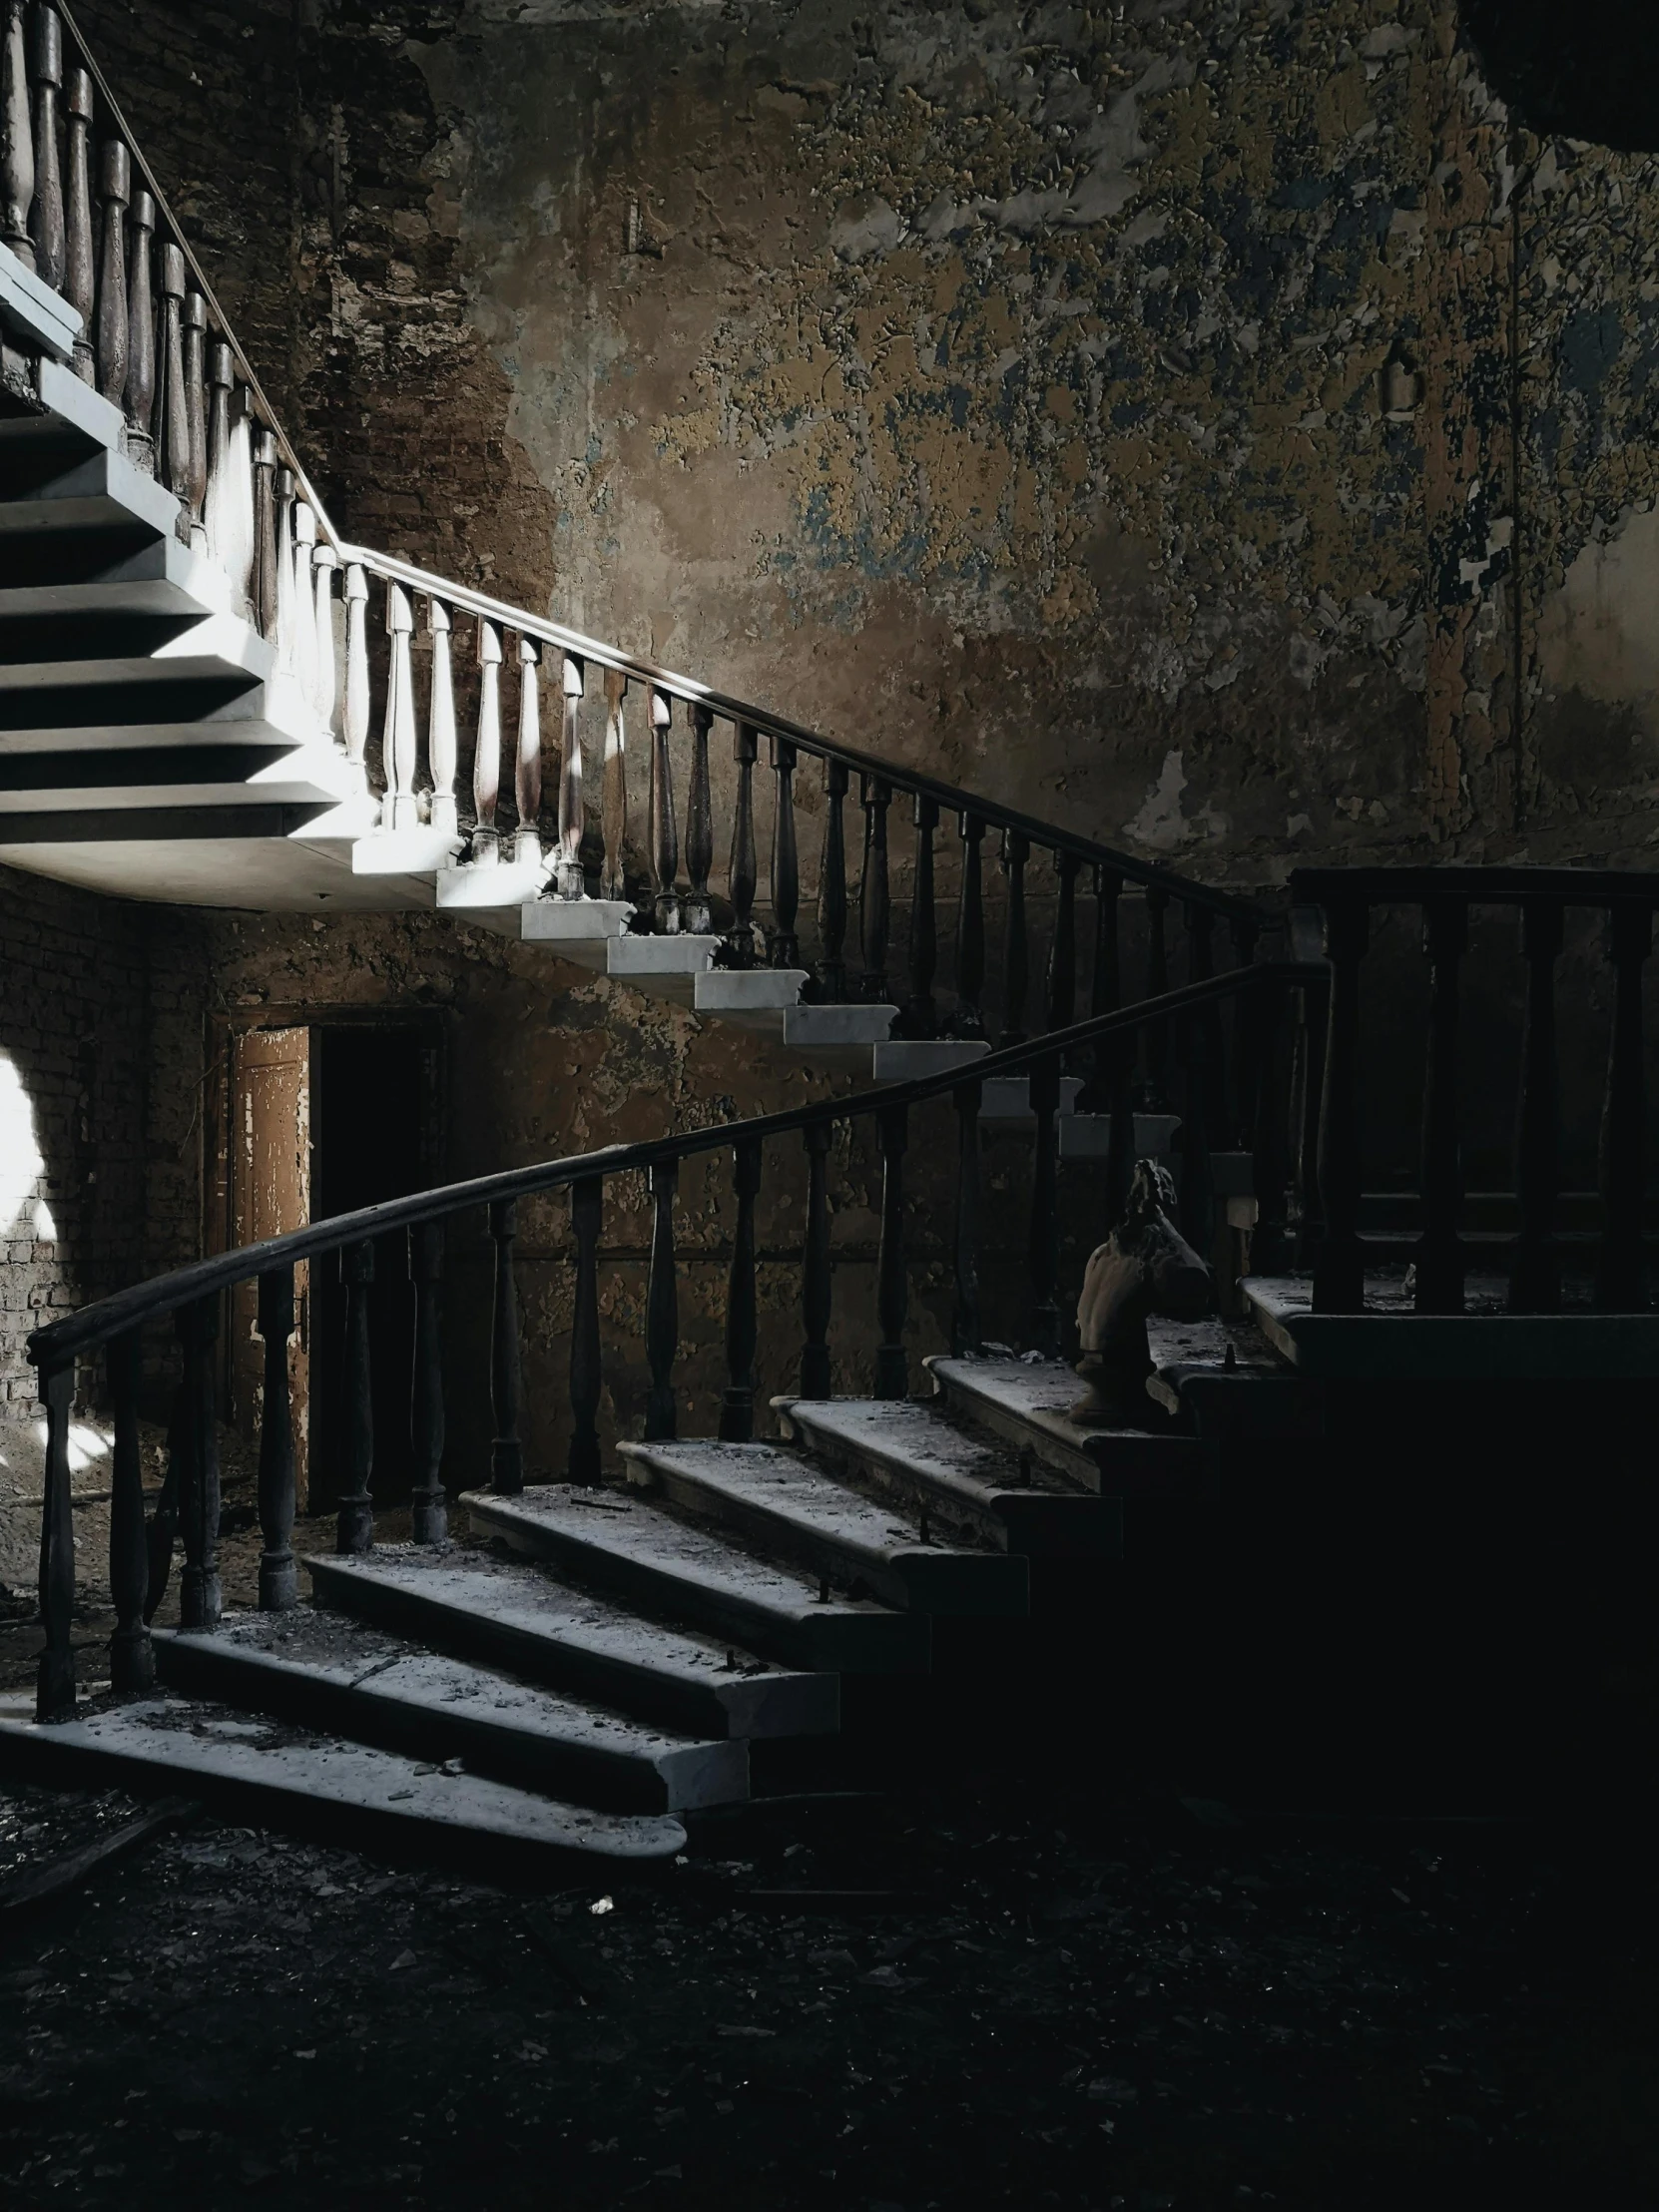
[473,618,502,863]
[1046,849,1080,1041]
[1,0,33,270]
[816,760,849,1000]
[898,795,940,1036]
[1509,898,1564,1315]
[273,466,295,673]
[256,1265,297,1609]
[516,636,542,864]
[1312,897,1369,1315]
[801,1122,832,1397]
[409,1222,448,1543]
[177,1294,222,1625]
[35,1362,73,1722]
[1029,1057,1062,1357]
[291,502,320,717]
[1597,901,1652,1312]
[183,291,209,548]
[204,341,233,564]
[383,580,417,830]
[1183,901,1220,1156]
[1078,868,1134,1223]
[720,1138,763,1440]
[875,1105,908,1397]
[728,721,759,967]
[107,1329,153,1690]
[858,775,891,1002]
[555,652,585,897]
[426,600,458,839]
[568,1176,603,1483]
[227,381,256,617]
[650,688,680,932]
[1228,914,1263,1146]
[946,814,986,1038]
[64,65,92,380]
[769,735,800,966]
[312,543,338,734]
[341,561,369,792]
[1414,897,1467,1315]
[336,1241,375,1552]
[489,1199,524,1492]
[253,429,277,639]
[156,241,188,501]
[95,138,128,406]
[1140,881,1172,1110]
[1000,829,1029,1045]
[27,5,63,289]
[684,702,714,933]
[1176,999,1217,1264]
[602,667,628,899]
[1290,969,1329,1269]
[1249,972,1293,1276]
[644,1161,679,1440]
[122,189,155,469]
[952,1077,983,1356]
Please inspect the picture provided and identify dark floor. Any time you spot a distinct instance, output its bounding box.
[2,1768,1655,2211]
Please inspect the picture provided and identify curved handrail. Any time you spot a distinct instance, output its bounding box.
[28,962,1319,1373]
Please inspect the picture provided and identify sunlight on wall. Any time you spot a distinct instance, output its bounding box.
[0,1055,46,1241]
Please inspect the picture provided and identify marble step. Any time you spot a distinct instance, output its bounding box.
[771,1396,1121,1558]
[152,1610,748,1814]
[306,1546,840,1742]
[619,1438,1030,1614]
[923,1354,1209,1495]
[462,1485,931,1675]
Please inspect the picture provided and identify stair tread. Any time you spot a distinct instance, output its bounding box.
[775,1396,1080,1504]
[925,1353,1207,1494]
[0,1693,687,1860]
[621,1437,990,1555]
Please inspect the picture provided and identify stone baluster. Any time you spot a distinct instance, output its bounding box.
[1597,902,1653,1312]
[952,1077,983,1356]
[769,736,800,967]
[650,688,680,932]
[1508,898,1564,1315]
[426,600,458,839]
[858,775,891,1003]
[291,502,320,715]
[644,1161,679,1441]
[801,1122,832,1398]
[335,1241,375,1552]
[602,668,628,899]
[273,466,295,673]
[945,814,986,1038]
[227,382,256,617]
[27,5,64,289]
[898,795,940,1037]
[728,721,759,967]
[874,1105,908,1398]
[35,1362,73,1722]
[1414,897,1467,1316]
[183,290,208,549]
[383,579,417,830]
[816,760,849,1001]
[312,542,338,734]
[555,652,585,897]
[719,1138,763,1441]
[472,618,502,863]
[177,1295,222,1628]
[123,190,155,471]
[516,636,542,864]
[64,66,92,381]
[256,1266,297,1609]
[252,429,277,638]
[684,703,714,933]
[95,138,128,406]
[1000,829,1029,1045]
[409,1222,448,1543]
[156,243,187,507]
[341,562,369,792]
[107,1329,153,1691]
[1312,896,1369,1315]
[489,1199,524,1493]
[203,341,233,564]
[1,0,33,270]
[568,1175,603,1483]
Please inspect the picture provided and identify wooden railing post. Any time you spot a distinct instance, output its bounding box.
[64,64,92,381]
[568,1176,604,1483]
[1046,849,1079,1037]
[858,775,891,1002]
[107,1328,153,1691]
[426,599,457,838]
[555,652,585,897]
[95,137,129,406]
[946,814,986,1038]
[1509,898,1564,1315]
[684,703,714,932]
[769,734,800,966]
[601,668,627,899]
[516,636,542,864]
[204,340,233,564]
[473,618,502,862]
[177,1294,222,1626]
[1414,897,1467,1315]
[489,1199,524,1492]
[1,0,34,270]
[1249,974,1293,1276]
[728,721,760,966]
[650,687,680,932]
[183,290,208,548]
[898,795,940,1037]
[35,1361,74,1722]
[1597,900,1652,1312]
[952,1076,983,1355]
[253,429,277,639]
[409,1223,448,1542]
[256,1265,297,1609]
[1075,867,1129,1194]
[645,1161,679,1440]
[801,1122,832,1397]
[1000,829,1029,1045]
[26,5,64,288]
[875,1104,908,1397]
[335,1242,375,1553]
[1140,882,1172,1109]
[1228,914,1263,1146]
[1176,1000,1216,1265]
[816,759,849,1001]
[1028,1056,1062,1357]
[1312,897,1369,1314]
[720,1138,763,1440]
[122,189,155,469]
[157,240,189,502]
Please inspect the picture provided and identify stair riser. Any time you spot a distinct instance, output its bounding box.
[926,1366,1209,1497]
[153,1632,747,1815]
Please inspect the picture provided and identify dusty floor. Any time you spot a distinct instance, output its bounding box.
[1,1767,1654,2211]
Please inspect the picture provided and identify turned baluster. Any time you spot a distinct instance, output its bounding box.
[473,618,502,862]
[644,1161,679,1440]
[1140,882,1172,1110]
[1290,968,1330,1269]
[256,1265,298,1609]
[253,429,277,639]
[858,775,891,1002]
[953,1077,983,1356]
[1228,914,1263,1147]
[409,1222,447,1542]
[312,543,338,734]
[204,341,233,564]
[1080,868,1135,1225]
[273,466,296,673]
[107,1329,153,1690]
[156,241,188,501]
[898,795,940,1037]
[27,5,63,290]
[1029,1057,1062,1357]
[489,1199,524,1493]
[382,580,417,830]
[1000,829,1030,1045]
[341,562,369,791]
[728,721,760,966]
[177,1294,222,1624]
[95,138,129,406]
[555,652,585,897]
[1,0,33,269]
[1414,897,1467,1315]
[426,600,458,840]
[35,1362,73,1722]
[226,381,256,615]
[1597,901,1652,1312]
[685,703,714,933]
[650,689,680,932]
[516,637,542,864]
[1250,971,1293,1276]
[1509,898,1564,1315]
[1176,999,1217,1264]
[335,1241,375,1552]
[801,1122,832,1397]
[121,189,155,469]
[1312,897,1369,1315]
[816,760,849,1000]
[720,1139,763,1441]
[875,1105,908,1397]
[946,814,986,1038]
[64,66,91,380]
[183,292,209,547]
[291,502,320,716]
[568,1176,603,1482]
[1046,849,1080,1040]
[1183,902,1221,1155]
[769,735,800,966]
[601,667,627,899]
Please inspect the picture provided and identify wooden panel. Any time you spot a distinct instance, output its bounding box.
[230,1028,310,1507]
